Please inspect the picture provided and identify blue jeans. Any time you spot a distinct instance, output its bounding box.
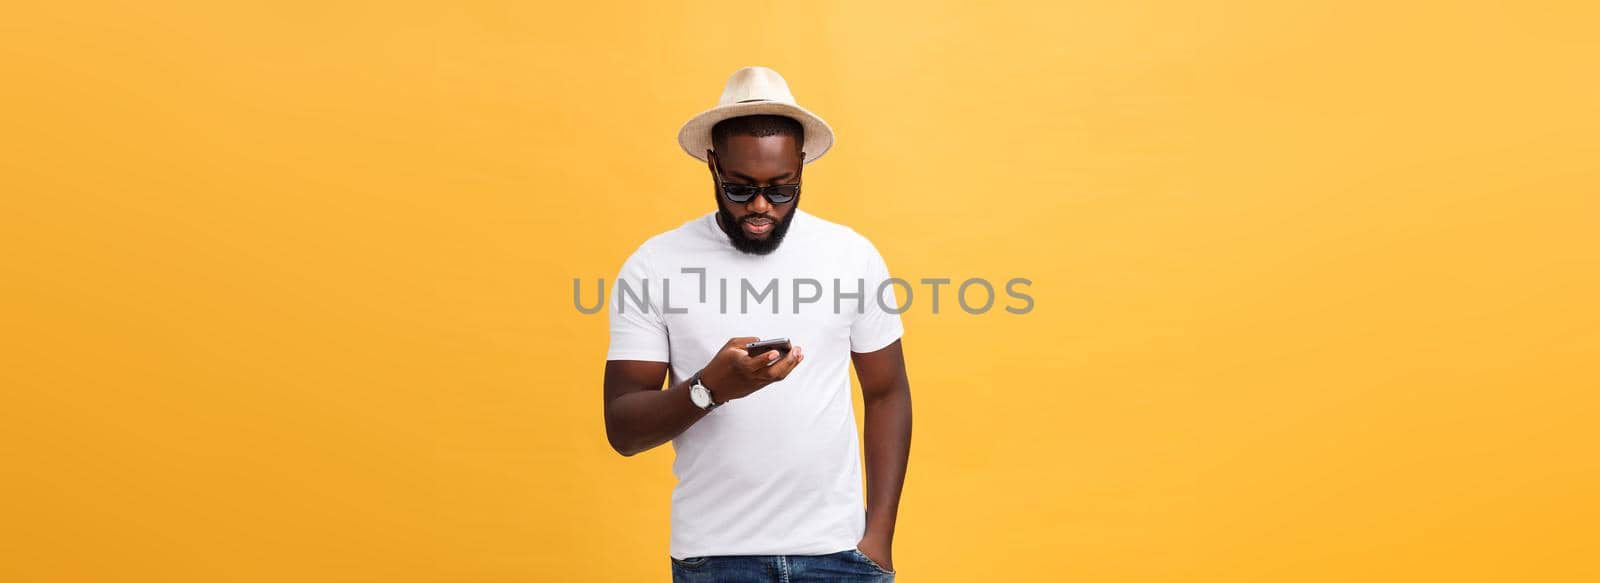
[671,549,896,582]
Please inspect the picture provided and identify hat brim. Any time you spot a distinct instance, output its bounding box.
[677,101,834,164]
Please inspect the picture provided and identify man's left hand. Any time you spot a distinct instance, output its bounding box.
[855,533,893,572]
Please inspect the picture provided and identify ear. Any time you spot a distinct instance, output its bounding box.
[706,149,716,175]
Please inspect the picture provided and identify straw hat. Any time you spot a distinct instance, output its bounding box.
[677,66,835,164]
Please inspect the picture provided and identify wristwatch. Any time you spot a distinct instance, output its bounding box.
[689,374,720,411]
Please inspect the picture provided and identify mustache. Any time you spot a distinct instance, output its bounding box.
[742,215,778,223]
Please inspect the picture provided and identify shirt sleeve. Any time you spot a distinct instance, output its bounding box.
[606,247,670,362]
[850,238,905,353]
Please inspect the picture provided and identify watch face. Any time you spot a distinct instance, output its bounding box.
[690,385,711,408]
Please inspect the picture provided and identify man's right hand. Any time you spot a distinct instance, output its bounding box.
[696,337,805,404]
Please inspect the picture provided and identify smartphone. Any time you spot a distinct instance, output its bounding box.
[744,338,792,360]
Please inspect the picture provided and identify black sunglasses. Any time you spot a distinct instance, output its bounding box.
[711,156,801,204]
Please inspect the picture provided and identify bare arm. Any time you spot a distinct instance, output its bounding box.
[602,359,705,457]
[603,337,806,457]
[851,338,913,571]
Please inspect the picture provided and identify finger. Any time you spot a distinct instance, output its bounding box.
[724,337,761,361]
[766,356,800,380]
[765,346,804,378]
[746,349,783,372]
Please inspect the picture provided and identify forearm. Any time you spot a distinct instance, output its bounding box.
[862,382,912,539]
[605,373,708,456]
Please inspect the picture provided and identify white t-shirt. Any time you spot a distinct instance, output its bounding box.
[606,208,904,560]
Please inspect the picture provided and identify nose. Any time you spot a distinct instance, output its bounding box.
[745,192,773,214]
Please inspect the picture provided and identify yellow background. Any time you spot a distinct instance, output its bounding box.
[3,1,1596,581]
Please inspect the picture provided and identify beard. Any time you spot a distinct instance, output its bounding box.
[714,195,799,256]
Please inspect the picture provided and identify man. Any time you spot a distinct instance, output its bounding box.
[603,66,913,582]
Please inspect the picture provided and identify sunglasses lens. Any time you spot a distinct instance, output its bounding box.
[722,184,755,202]
[766,185,799,204]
